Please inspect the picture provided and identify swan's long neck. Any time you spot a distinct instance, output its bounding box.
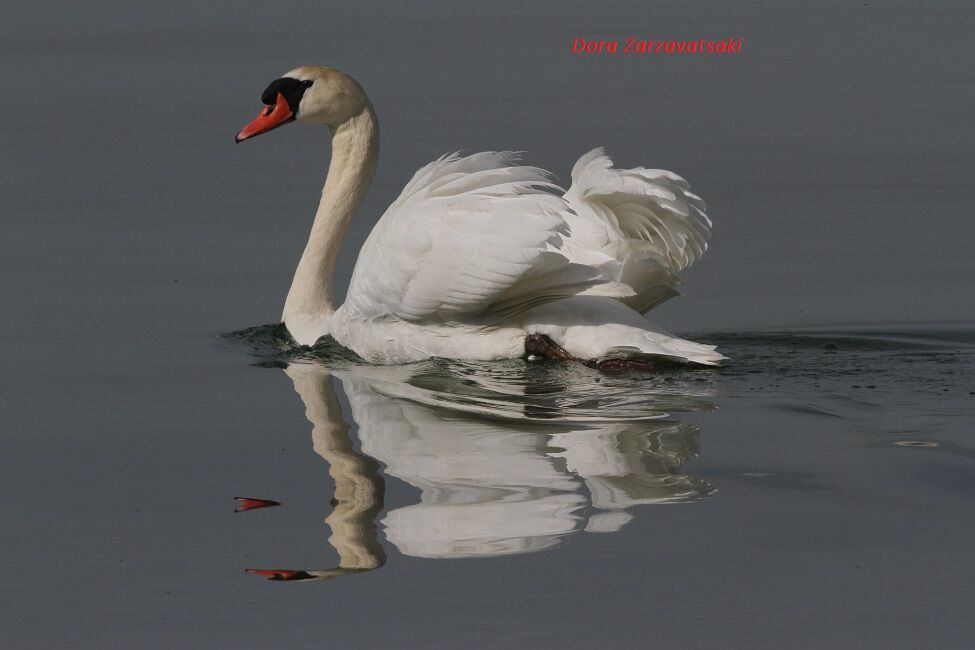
[283,105,379,345]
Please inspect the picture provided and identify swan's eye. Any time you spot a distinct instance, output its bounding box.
[302,80,314,88]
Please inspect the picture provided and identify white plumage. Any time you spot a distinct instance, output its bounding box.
[237,66,725,366]
[330,150,722,365]
[339,152,629,323]
[284,362,713,563]
[563,147,712,314]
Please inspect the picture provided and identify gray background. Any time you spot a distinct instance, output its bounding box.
[2,1,973,648]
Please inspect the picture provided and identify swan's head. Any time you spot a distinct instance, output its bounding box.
[235,66,369,143]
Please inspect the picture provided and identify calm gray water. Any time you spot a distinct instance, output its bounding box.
[2,1,974,648]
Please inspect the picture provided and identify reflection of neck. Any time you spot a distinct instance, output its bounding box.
[283,105,379,345]
[285,365,385,577]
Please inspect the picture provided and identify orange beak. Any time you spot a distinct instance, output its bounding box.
[235,92,294,143]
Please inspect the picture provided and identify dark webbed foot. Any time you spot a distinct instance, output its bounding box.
[524,333,576,361]
[583,358,656,374]
[524,333,656,373]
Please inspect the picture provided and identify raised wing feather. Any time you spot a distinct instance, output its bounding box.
[562,148,712,313]
[342,152,631,322]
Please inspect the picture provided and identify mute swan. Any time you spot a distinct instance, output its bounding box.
[236,66,724,368]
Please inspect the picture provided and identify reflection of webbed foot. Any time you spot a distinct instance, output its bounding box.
[583,358,656,374]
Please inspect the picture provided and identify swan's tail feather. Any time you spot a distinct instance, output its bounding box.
[604,340,726,367]
[525,297,726,367]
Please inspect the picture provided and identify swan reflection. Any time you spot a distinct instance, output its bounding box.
[251,360,715,580]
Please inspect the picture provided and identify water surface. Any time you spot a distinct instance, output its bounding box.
[2,1,974,647]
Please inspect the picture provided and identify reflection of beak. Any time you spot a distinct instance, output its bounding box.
[235,92,294,143]
[245,568,315,581]
[233,496,281,513]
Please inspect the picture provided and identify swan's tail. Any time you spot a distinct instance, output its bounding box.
[602,333,726,366]
[522,296,726,366]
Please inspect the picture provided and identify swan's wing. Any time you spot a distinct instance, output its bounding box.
[562,148,712,314]
[342,152,632,322]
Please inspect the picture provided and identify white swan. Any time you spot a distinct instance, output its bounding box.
[236,66,724,367]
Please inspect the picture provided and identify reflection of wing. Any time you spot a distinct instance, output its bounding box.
[264,360,715,580]
[331,362,714,559]
[549,422,715,508]
[386,495,585,559]
[342,374,585,558]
